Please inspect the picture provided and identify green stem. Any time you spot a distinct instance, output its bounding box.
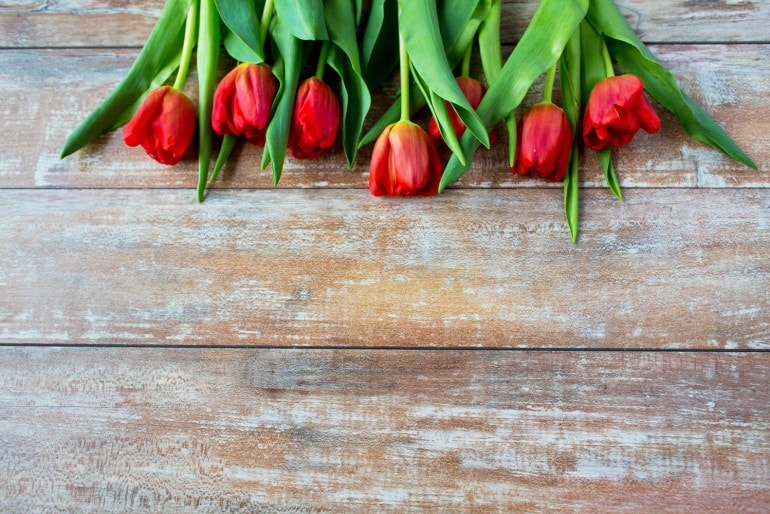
[601,38,615,77]
[399,33,410,122]
[542,62,557,104]
[315,40,331,80]
[259,0,274,46]
[461,41,472,78]
[173,0,198,90]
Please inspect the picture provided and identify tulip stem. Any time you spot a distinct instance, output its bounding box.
[461,42,472,78]
[173,0,198,90]
[259,0,274,45]
[542,62,557,104]
[315,40,331,80]
[601,39,615,77]
[399,33,410,122]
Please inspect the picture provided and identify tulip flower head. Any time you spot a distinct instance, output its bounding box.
[583,74,661,150]
[369,121,443,197]
[513,103,572,182]
[212,63,278,146]
[428,77,487,146]
[123,86,196,166]
[288,77,341,160]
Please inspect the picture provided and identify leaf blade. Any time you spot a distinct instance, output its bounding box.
[197,0,220,203]
[274,0,328,41]
[328,47,371,167]
[561,26,581,242]
[265,18,305,185]
[215,0,264,63]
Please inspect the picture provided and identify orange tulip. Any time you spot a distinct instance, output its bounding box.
[123,86,196,165]
[513,103,571,182]
[212,63,278,146]
[369,121,443,196]
[288,77,341,159]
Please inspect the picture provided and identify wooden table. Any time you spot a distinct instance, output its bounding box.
[1,1,768,511]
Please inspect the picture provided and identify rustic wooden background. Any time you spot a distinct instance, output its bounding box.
[1,0,768,511]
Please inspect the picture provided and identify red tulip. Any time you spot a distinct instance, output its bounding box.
[288,77,341,159]
[212,63,278,146]
[369,121,443,197]
[428,77,486,145]
[123,86,196,165]
[583,74,660,150]
[513,103,572,182]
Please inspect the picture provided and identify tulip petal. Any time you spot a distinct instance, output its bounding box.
[390,125,430,194]
[123,87,167,147]
[369,124,394,196]
[513,103,571,182]
[636,93,661,134]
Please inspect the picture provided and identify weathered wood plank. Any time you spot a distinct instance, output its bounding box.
[0,44,765,190]
[1,0,768,48]
[1,189,767,348]
[0,348,767,512]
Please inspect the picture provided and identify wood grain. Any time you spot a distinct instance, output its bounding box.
[2,2,768,510]
[0,44,766,190]
[2,0,768,48]
[1,188,767,348]
[1,347,768,512]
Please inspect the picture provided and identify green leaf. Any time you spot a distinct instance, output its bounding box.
[324,0,361,71]
[328,47,371,167]
[439,0,490,69]
[215,0,264,63]
[478,0,517,165]
[437,0,480,46]
[361,0,399,90]
[561,26,581,242]
[564,147,580,243]
[439,0,588,192]
[60,0,192,158]
[325,0,370,166]
[274,0,328,41]
[586,0,756,169]
[505,115,516,168]
[477,0,501,83]
[261,56,285,171]
[208,133,238,184]
[264,18,305,184]
[398,0,489,155]
[598,148,622,201]
[354,0,362,25]
[223,28,263,63]
[197,0,220,203]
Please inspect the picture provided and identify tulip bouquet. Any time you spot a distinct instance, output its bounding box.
[61,0,755,241]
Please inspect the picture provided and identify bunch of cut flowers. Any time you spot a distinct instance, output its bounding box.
[62,0,755,242]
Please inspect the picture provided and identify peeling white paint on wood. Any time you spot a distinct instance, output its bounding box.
[2,1,769,47]
[0,349,768,511]
[1,189,768,348]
